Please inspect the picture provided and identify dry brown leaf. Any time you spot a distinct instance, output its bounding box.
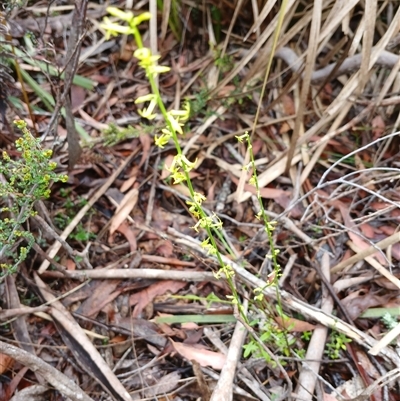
[206,180,218,203]
[65,259,76,271]
[371,115,385,140]
[230,175,304,217]
[169,183,192,197]
[143,371,181,397]
[161,155,175,179]
[155,240,174,257]
[171,340,226,370]
[120,166,139,193]
[77,279,121,317]
[282,94,296,115]
[70,85,86,110]
[359,223,375,239]
[118,41,136,62]
[341,290,392,320]
[355,350,380,380]
[130,281,187,317]
[109,187,138,235]
[0,353,14,374]
[275,316,316,332]
[115,221,137,253]
[78,108,108,130]
[138,134,151,168]
[373,275,400,290]
[279,121,292,134]
[337,203,387,265]
[216,85,236,97]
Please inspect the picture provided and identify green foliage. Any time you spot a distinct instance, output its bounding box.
[54,196,94,242]
[210,6,222,43]
[214,51,234,73]
[243,314,295,365]
[0,120,68,275]
[70,224,95,242]
[325,330,351,359]
[171,292,232,308]
[156,0,182,40]
[189,88,210,116]
[301,331,312,341]
[382,312,398,330]
[102,123,141,146]
[2,0,23,11]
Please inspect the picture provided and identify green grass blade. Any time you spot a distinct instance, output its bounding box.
[360,307,400,318]
[154,314,237,324]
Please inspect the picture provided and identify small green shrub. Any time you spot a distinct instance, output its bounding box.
[0,120,67,275]
[325,330,351,359]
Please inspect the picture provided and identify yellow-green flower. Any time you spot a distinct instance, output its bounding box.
[132,12,151,25]
[170,101,190,121]
[147,65,171,76]
[166,114,183,134]
[236,133,249,143]
[134,48,153,62]
[154,134,170,148]
[100,17,132,39]
[174,154,197,170]
[171,171,186,184]
[135,93,157,104]
[193,192,206,204]
[137,99,157,120]
[106,7,134,22]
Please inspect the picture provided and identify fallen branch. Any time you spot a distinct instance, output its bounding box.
[0,341,94,401]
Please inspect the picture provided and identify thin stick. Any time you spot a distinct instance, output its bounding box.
[40,268,218,281]
[331,232,400,273]
[0,341,94,401]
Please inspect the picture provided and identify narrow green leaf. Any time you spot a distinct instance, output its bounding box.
[154,314,236,324]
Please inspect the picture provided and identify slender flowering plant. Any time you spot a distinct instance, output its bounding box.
[100,8,239,297]
[100,7,292,365]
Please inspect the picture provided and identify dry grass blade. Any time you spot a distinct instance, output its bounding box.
[221,0,244,57]
[369,323,400,356]
[360,0,377,89]
[150,0,158,83]
[330,232,400,273]
[244,0,277,41]
[275,1,400,176]
[347,242,400,290]
[285,0,321,172]
[160,0,171,40]
[295,253,333,401]
[319,0,360,42]
[210,300,248,401]
[209,0,297,97]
